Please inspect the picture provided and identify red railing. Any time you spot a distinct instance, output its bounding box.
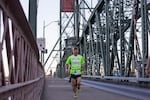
[0,0,44,100]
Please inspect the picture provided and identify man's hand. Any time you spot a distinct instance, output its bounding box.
[65,64,70,75]
[81,64,85,71]
[66,69,69,75]
[81,67,84,72]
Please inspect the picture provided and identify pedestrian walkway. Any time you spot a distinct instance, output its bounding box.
[42,77,138,100]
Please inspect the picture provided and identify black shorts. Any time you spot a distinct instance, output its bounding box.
[71,74,81,79]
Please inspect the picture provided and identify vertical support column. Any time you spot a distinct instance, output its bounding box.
[83,33,87,75]
[95,27,100,75]
[75,0,80,41]
[87,39,91,74]
[126,1,136,77]
[141,0,148,77]
[89,23,95,75]
[81,0,86,27]
[95,11,106,76]
[105,0,110,76]
[29,0,37,39]
[95,15,100,75]
[119,0,125,76]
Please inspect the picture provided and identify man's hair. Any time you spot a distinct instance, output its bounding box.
[72,47,78,51]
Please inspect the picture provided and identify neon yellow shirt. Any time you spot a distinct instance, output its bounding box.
[66,55,85,75]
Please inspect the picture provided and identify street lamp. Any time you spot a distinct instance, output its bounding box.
[43,20,59,39]
[42,20,59,64]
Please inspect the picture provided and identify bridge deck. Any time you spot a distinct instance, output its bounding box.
[42,77,138,100]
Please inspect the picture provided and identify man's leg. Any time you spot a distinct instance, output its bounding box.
[71,78,77,95]
[77,77,81,91]
[69,75,71,83]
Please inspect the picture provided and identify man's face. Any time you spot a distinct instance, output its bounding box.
[73,49,78,55]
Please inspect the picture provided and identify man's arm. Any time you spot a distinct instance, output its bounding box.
[66,64,70,70]
[65,64,70,74]
[81,56,85,71]
[81,64,85,71]
[65,56,71,74]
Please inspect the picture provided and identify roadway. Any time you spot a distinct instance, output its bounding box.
[42,77,150,100]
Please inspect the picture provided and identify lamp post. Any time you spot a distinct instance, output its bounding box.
[43,20,59,39]
[42,20,59,64]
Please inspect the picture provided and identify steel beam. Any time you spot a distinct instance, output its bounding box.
[29,0,37,39]
[88,23,93,75]
[105,0,110,76]
[95,11,106,76]
[141,0,148,77]
[119,0,125,76]
[75,0,80,40]
[83,33,88,74]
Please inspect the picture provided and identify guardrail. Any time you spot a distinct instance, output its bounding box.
[82,75,150,83]
[0,77,44,100]
[0,0,44,100]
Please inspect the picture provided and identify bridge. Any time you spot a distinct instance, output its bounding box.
[0,0,150,100]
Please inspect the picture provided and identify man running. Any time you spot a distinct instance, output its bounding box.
[66,47,85,98]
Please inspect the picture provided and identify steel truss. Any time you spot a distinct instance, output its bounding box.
[58,0,98,77]
[76,0,150,77]
[58,0,150,78]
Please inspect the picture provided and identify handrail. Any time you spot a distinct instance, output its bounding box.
[0,77,44,100]
[0,0,39,57]
[0,0,44,100]
[0,76,43,94]
[82,75,150,82]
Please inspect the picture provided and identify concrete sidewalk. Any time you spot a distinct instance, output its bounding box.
[42,78,138,100]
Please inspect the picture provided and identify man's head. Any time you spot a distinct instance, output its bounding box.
[72,47,79,56]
